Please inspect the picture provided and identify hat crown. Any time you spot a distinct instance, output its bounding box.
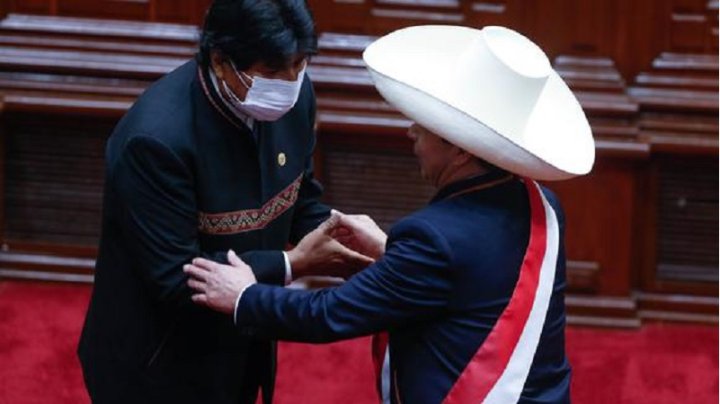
[363,25,595,181]
[482,26,551,78]
[449,26,552,139]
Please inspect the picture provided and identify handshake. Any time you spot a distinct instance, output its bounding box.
[286,209,388,280]
[184,210,387,315]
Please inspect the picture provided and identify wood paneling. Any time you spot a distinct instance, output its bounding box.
[656,157,718,283]
[154,0,196,24]
[57,0,149,21]
[0,1,716,325]
[0,13,199,43]
[7,0,53,15]
[546,156,648,297]
[464,1,523,29]
[3,113,107,247]
[667,0,717,52]
[323,148,433,230]
[6,0,213,23]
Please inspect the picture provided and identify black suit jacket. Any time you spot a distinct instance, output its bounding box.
[78,59,330,404]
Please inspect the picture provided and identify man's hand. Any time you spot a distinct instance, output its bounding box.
[288,212,375,279]
[184,250,256,315]
[329,210,387,260]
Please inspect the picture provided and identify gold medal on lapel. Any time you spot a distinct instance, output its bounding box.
[278,152,286,167]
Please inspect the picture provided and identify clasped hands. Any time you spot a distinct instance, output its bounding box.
[183,210,387,315]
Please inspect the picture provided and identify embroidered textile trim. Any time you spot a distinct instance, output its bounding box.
[198,175,302,235]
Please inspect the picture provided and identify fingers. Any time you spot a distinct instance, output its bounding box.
[227,249,244,267]
[331,239,374,266]
[329,226,352,238]
[318,210,342,233]
[333,234,357,247]
[190,257,217,271]
[184,264,209,282]
[335,213,368,233]
[187,277,205,292]
[191,293,208,306]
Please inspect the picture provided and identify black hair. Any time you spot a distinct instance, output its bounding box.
[198,0,317,70]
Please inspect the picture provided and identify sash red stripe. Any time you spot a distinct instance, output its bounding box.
[442,178,548,404]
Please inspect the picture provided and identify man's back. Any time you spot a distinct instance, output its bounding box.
[385,173,571,403]
[234,171,571,403]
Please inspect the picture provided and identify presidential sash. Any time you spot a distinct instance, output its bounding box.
[373,179,560,404]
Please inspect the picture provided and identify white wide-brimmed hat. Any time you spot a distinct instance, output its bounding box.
[362,25,595,181]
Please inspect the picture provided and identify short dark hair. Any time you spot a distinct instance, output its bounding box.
[198,0,317,70]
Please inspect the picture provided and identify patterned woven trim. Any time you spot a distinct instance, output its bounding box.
[198,174,302,235]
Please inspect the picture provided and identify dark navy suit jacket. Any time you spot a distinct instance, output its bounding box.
[78,59,329,403]
[236,172,572,403]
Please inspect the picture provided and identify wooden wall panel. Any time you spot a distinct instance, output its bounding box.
[546,156,647,297]
[666,0,715,52]
[57,0,149,20]
[528,0,620,57]
[708,1,719,52]
[309,0,370,33]
[323,147,434,230]
[5,0,213,24]
[6,0,54,15]
[656,157,718,282]
[154,0,197,24]
[626,0,718,307]
[3,113,107,247]
[463,1,523,29]
[368,0,463,34]
[0,1,716,324]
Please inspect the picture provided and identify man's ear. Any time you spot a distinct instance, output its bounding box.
[210,51,225,79]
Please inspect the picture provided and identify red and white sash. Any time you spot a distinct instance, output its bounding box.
[373,179,560,404]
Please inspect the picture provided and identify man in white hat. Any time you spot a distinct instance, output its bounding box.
[183,25,594,403]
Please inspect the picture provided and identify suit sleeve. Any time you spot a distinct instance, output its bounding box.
[288,79,331,244]
[235,217,453,342]
[112,135,287,309]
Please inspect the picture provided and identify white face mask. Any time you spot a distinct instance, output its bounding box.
[221,60,306,122]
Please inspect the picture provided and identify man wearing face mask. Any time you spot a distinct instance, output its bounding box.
[77,1,370,403]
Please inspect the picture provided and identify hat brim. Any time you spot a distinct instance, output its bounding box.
[363,25,595,181]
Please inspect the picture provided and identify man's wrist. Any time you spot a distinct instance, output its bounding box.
[286,248,306,279]
[282,251,293,285]
[233,283,255,325]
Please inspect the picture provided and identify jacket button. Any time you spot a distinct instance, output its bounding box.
[278,153,286,167]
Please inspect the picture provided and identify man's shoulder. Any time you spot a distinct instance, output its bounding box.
[108,61,198,157]
[127,61,196,125]
[388,207,451,243]
[394,199,466,228]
